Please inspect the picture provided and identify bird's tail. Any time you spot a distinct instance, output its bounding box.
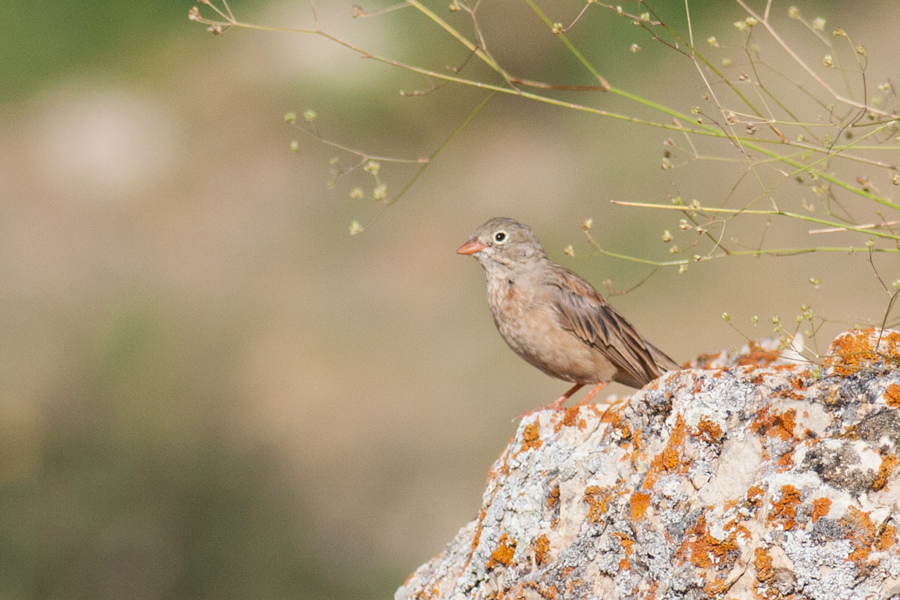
[648,342,680,373]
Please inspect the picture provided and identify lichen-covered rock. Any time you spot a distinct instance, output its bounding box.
[397,329,900,600]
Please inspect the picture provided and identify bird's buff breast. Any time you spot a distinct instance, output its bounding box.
[487,278,612,384]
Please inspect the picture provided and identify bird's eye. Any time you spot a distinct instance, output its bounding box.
[494,231,508,244]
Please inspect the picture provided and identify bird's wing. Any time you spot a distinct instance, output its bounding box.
[547,264,670,387]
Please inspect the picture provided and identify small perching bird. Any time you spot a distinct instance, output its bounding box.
[458,217,679,415]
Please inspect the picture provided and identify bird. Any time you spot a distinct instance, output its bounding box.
[457,217,679,415]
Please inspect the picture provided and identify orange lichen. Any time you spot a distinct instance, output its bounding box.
[584,485,614,523]
[562,576,583,596]
[879,524,896,550]
[612,532,635,571]
[886,383,900,408]
[518,421,543,454]
[466,465,508,573]
[630,491,651,522]
[769,485,802,530]
[752,407,796,442]
[601,406,632,441]
[664,419,687,471]
[532,534,551,566]
[747,484,766,509]
[754,547,774,582]
[841,506,876,564]
[676,513,739,570]
[811,497,832,523]
[775,387,805,401]
[691,378,705,395]
[736,341,781,367]
[546,485,560,511]
[612,531,635,557]
[553,406,588,433]
[485,459,503,486]
[471,506,488,552]
[696,416,723,443]
[627,428,646,462]
[692,351,725,368]
[873,455,899,492]
[487,533,517,569]
[724,519,752,544]
[643,414,689,488]
[790,371,812,390]
[703,578,730,595]
[775,449,795,471]
[825,328,900,377]
[530,579,560,600]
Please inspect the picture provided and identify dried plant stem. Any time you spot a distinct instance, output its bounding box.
[610,201,900,242]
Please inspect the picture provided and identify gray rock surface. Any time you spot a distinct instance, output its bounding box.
[397,329,900,600]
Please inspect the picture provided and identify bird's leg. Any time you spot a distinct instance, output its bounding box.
[516,383,584,419]
[572,381,608,407]
[550,383,586,410]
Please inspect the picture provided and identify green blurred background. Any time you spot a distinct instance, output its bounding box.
[1,1,897,598]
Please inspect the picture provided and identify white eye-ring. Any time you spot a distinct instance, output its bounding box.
[493,230,508,244]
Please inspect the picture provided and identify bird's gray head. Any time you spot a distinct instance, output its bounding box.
[457,217,549,275]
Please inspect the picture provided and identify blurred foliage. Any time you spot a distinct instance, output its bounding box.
[0,303,381,599]
[0,0,255,104]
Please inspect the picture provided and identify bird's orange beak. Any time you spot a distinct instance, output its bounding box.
[457,239,487,255]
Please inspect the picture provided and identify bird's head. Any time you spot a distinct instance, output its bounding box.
[457,217,548,274]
